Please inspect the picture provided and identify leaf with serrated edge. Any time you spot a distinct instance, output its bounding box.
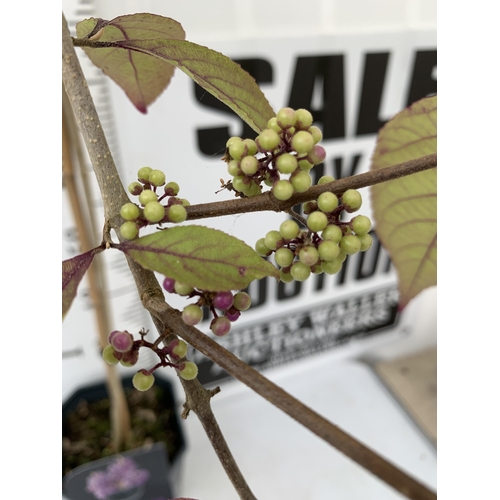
[76,14,185,113]
[76,15,275,131]
[62,246,104,319]
[370,95,437,309]
[117,226,279,291]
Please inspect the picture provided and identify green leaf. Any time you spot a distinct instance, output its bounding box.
[75,15,275,131]
[370,95,437,309]
[76,14,186,113]
[62,246,104,319]
[116,225,280,291]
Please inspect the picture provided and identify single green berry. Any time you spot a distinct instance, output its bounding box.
[342,189,362,212]
[138,189,158,206]
[229,140,246,161]
[178,361,198,380]
[233,292,252,311]
[120,203,140,221]
[149,169,166,187]
[309,126,323,144]
[227,160,241,176]
[318,240,340,261]
[137,166,153,181]
[128,182,143,196]
[144,201,165,223]
[241,181,261,197]
[240,156,259,175]
[174,282,194,296]
[275,247,294,267]
[264,230,283,251]
[257,129,281,152]
[322,224,343,243]
[298,159,314,171]
[182,304,204,326]
[279,269,294,283]
[164,181,180,196]
[133,370,155,391]
[255,237,271,256]
[299,246,319,266]
[350,215,372,235]
[243,139,258,156]
[290,171,312,193]
[279,219,300,239]
[231,176,246,192]
[318,175,335,185]
[226,136,242,148]
[340,234,362,255]
[276,107,297,129]
[290,262,311,281]
[180,198,190,206]
[168,204,187,223]
[317,192,338,213]
[272,180,294,201]
[291,130,314,154]
[102,345,120,365]
[295,108,313,129]
[267,117,282,133]
[276,153,298,174]
[321,258,343,275]
[170,339,188,359]
[358,233,373,252]
[307,211,328,232]
[120,221,139,240]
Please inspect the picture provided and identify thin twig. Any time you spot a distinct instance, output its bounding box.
[183,154,437,222]
[63,13,257,500]
[145,296,437,500]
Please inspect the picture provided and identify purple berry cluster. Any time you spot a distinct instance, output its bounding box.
[102,329,197,389]
[119,167,190,240]
[163,276,252,337]
[224,107,326,200]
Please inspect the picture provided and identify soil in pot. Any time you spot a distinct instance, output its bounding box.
[62,377,184,478]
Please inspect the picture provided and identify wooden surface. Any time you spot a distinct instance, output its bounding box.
[374,345,437,448]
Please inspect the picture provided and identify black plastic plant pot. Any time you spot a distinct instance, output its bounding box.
[62,376,186,500]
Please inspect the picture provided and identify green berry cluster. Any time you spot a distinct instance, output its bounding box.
[119,167,190,240]
[102,328,197,389]
[224,108,326,200]
[163,277,252,337]
[256,185,373,281]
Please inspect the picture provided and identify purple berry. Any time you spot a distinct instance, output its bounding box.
[212,291,234,311]
[225,307,241,322]
[108,330,134,353]
[163,277,176,293]
[210,317,232,337]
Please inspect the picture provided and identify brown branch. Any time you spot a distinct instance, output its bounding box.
[184,154,437,222]
[145,296,436,500]
[63,13,257,500]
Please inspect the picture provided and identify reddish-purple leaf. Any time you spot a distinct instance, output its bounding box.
[75,15,274,131]
[116,225,279,291]
[62,246,104,319]
[76,14,185,113]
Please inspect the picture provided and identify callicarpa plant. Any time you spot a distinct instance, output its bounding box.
[62,11,436,500]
